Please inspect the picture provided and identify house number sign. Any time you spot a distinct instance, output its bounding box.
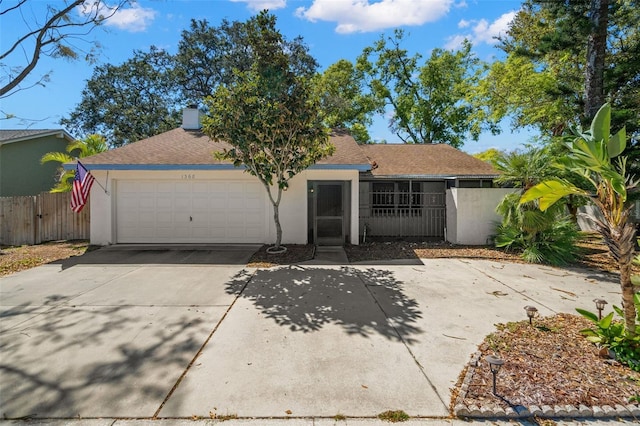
[181,174,196,180]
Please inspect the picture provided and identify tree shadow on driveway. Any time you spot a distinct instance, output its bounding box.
[227,266,424,344]
[0,301,210,419]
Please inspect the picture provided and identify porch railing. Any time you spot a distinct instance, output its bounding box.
[360,191,445,238]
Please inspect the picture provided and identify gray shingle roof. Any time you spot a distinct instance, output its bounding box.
[0,129,75,145]
[80,127,497,177]
[81,128,371,167]
[359,144,498,177]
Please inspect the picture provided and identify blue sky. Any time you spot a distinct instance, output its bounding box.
[1,0,536,154]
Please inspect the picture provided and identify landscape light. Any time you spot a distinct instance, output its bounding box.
[524,305,538,325]
[485,354,504,396]
[593,298,607,320]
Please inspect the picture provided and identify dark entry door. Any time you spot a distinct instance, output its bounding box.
[315,182,344,245]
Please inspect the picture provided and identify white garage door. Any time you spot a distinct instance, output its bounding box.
[116,180,266,243]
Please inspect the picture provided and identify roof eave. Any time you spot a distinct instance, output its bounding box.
[0,130,75,146]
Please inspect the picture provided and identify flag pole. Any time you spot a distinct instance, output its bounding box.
[77,159,109,195]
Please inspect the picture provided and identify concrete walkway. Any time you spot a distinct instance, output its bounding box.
[303,246,350,264]
[0,247,635,425]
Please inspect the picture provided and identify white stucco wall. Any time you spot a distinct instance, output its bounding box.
[446,188,517,245]
[276,168,360,245]
[88,168,359,246]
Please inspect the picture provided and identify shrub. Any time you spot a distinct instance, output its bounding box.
[576,293,640,372]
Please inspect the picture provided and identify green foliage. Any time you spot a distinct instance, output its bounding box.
[493,147,582,265]
[576,294,640,371]
[355,31,495,147]
[523,103,638,337]
[313,59,377,144]
[521,103,633,212]
[474,54,579,137]
[494,203,581,265]
[484,0,640,148]
[40,134,108,192]
[202,12,333,249]
[174,17,317,104]
[61,47,182,147]
[473,148,503,165]
[493,148,556,189]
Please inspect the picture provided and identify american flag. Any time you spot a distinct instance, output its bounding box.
[70,161,95,213]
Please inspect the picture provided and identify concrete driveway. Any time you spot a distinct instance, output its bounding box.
[0,247,622,421]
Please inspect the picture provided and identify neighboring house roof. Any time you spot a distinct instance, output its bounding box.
[359,144,498,179]
[80,128,372,171]
[0,129,75,146]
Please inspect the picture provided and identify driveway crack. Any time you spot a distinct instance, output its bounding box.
[152,268,256,418]
[355,268,449,412]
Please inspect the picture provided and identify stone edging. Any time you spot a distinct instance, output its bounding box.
[454,351,640,420]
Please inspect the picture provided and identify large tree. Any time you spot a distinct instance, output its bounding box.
[60,47,182,147]
[481,0,639,144]
[202,11,334,251]
[1,0,128,98]
[313,59,378,144]
[355,31,495,147]
[174,17,318,105]
[585,0,609,121]
[61,15,319,147]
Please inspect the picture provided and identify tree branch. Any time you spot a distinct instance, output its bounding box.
[0,0,128,97]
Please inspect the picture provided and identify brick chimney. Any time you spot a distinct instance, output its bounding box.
[182,105,203,130]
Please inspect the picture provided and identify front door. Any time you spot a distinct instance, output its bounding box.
[314,182,344,245]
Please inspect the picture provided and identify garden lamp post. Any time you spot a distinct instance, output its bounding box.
[485,354,504,396]
[593,298,607,320]
[524,305,538,325]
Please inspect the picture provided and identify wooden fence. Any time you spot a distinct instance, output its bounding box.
[0,192,90,246]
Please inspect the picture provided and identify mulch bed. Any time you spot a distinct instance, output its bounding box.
[0,240,89,277]
[456,313,640,411]
[247,244,316,267]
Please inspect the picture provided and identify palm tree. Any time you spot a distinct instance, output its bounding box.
[493,147,582,265]
[41,134,108,192]
[522,103,638,336]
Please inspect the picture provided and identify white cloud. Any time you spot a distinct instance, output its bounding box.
[296,0,454,34]
[457,19,470,28]
[231,0,287,12]
[444,34,468,50]
[445,10,516,50]
[80,2,157,32]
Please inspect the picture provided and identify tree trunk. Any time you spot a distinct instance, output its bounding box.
[584,0,609,122]
[273,200,283,249]
[617,221,638,337]
[262,182,284,252]
[620,259,637,337]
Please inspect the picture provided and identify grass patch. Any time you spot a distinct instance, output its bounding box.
[377,410,409,422]
[333,413,346,421]
[0,257,43,275]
